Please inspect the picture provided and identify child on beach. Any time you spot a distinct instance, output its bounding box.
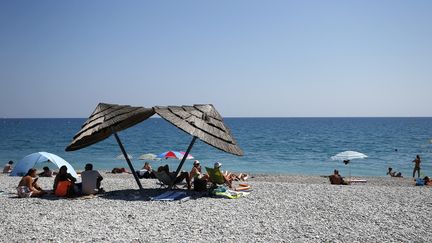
[3,161,13,173]
[17,168,46,198]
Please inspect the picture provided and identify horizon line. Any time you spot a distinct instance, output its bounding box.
[1,116,432,119]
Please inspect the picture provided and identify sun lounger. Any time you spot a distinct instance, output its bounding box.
[153,171,186,189]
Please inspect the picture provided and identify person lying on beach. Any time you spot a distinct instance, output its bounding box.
[3,160,13,173]
[157,164,191,190]
[329,170,348,185]
[111,167,130,174]
[387,167,403,178]
[225,172,249,182]
[53,166,77,197]
[81,163,104,195]
[17,168,46,198]
[39,166,53,177]
[136,162,156,179]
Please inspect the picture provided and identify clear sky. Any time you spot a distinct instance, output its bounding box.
[1,0,431,118]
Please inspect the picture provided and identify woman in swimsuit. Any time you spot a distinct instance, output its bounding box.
[17,168,46,198]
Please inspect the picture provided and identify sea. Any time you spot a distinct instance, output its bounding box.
[1,118,431,177]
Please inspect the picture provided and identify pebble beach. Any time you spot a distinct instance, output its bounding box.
[1,173,431,242]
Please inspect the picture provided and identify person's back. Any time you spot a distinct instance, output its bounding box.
[81,164,103,195]
[3,161,13,173]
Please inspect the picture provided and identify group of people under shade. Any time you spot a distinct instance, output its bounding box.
[16,163,103,198]
[134,160,248,190]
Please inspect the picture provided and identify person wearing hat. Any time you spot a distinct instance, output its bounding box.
[189,160,209,182]
[213,162,232,188]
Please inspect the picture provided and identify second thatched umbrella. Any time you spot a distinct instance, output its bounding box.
[65,103,155,190]
[154,104,243,186]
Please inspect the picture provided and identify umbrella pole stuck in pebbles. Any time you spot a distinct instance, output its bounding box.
[331,151,368,179]
[154,104,244,188]
[65,103,155,191]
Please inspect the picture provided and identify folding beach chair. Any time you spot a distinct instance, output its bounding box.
[153,171,186,189]
[205,167,227,187]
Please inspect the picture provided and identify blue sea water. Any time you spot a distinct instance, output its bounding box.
[0,118,431,177]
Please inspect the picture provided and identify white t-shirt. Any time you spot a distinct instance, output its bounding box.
[81,170,102,195]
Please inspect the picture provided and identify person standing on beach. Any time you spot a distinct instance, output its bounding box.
[3,160,13,173]
[412,155,421,178]
[81,163,104,195]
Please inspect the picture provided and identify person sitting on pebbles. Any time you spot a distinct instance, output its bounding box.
[81,163,104,195]
[3,160,14,173]
[17,168,46,198]
[329,169,348,185]
[53,166,77,197]
[39,166,54,177]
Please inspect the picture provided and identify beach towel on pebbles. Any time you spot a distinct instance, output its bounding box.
[211,186,249,199]
[150,191,190,201]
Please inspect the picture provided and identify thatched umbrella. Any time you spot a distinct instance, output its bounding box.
[65,103,155,190]
[154,104,243,185]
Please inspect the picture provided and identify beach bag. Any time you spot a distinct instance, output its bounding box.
[193,178,207,192]
[415,178,425,186]
[55,180,73,197]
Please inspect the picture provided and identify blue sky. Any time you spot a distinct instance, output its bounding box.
[0,0,431,117]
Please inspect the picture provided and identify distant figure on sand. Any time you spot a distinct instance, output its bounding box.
[412,155,421,178]
[39,166,53,177]
[387,167,403,178]
[53,166,77,197]
[81,163,104,195]
[3,160,13,173]
[17,168,46,198]
[329,169,348,185]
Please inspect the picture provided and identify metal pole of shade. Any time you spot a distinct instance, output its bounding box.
[171,136,198,187]
[112,129,144,191]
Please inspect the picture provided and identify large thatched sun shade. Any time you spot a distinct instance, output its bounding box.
[66,103,155,151]
[65,103,155,191]
[154,104,243,156]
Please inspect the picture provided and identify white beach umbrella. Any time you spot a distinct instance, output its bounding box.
[116,154,133,160]
[331,151,367,179]
[331,151,368,161]
[138,153,159,161]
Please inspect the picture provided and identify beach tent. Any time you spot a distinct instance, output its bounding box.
[66,103,155,190]
[10,152,78,178]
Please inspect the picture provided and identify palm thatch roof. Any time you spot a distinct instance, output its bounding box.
[154,104,243,156]
[65,103,155,151]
